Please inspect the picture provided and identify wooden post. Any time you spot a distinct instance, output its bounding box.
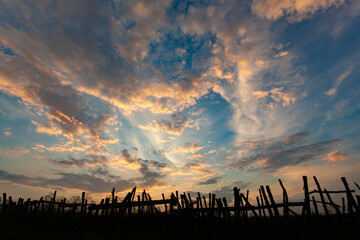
[313,176,329,215]
[256,196,262,217]
[162,193,167,214]
[104,198,110,216]
[222,197,230,218]
[240,193,259,220]
[260,186,273,218]
[341,177,359,213]
[96,199,104,216]
[259,189,266,217]
[2,193,6,212]
[198,192,203,209]
[212,194,216,214]
[302,176,311,216]
[233,187,239,219]
[202,196,207,216]
[81,192,85,215]
[62,198,66,214]
[137,195,142,214]
[312,196,319,216]
[279,179,289,217]
[51,191,57,213]
[266,186,280,218]
[342,197,345,214]
[324,189,340,215]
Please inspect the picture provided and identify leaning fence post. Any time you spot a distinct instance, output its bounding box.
[260,186,273,218]
[259,189,266,217]
[324,189,341,215]
[312,196,319,216]
[341,177,359,213]
[278,179,289,217]
[162,193,167,214]
[266,186,280,218]
[313,176,329,215]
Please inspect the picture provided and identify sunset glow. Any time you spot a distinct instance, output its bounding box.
[0,0,359,201]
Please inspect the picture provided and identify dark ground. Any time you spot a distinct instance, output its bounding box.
[0,213,359,240]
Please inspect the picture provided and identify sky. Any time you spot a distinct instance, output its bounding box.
[0,0,360,202]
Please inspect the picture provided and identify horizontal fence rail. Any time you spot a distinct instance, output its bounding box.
[1,176,360,220]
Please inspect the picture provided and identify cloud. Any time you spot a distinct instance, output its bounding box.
[120,149,167,188]
[325,66,354,96]
[274,51,288,57]
[323,150,348,162]
[227,131,343,172]
[49,155,108,167]
[3,127,11,136]
[253,90,269,99]
[139,112,190,136]
[0,168,134,193]
[0,147,30,157]
[173,143,204,154]
[252,0,346,21]
[198,176,222,185]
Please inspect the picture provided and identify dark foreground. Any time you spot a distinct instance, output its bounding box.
[1,213,359,240]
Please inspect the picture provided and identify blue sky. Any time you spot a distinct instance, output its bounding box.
[0,0,359,201]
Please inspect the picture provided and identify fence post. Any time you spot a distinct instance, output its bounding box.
[302,176,311,216]
[278,179,289,217]
[324,189,341,215]
[313,176,329,215]
[260,186,273,218]
[266,186,280,218]
[341,177,359,213]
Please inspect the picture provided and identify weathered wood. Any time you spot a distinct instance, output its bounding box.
[313,176,329,215]
[96,199,104,216]
[256,196,262,217]
[162,193,167,214]
[81,192,85,215]
[309,190,355,194]
[260,186,273,218]
[354,182,360,191]
[312,196,319,216]
[302,176,311,216]
[324,189,340,215]
[222,197,230,218]
[259,188,266,217]
[341,177,359,213]
[2,193,6,212]
[233,187,240,218]
[278,179,289,217]
[240,193,259,220]
[266,185,280,218]
[104,198,110,216]
[62,198,66,214]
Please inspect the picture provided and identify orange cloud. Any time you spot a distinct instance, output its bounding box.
[253,90,269,99]
[323,150,348,162]
[252,0,345,21]
[172,143,203,154]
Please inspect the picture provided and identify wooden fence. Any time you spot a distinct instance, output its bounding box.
[1,176,359,220]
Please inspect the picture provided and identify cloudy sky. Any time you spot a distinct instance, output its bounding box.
[1,0,359,201]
